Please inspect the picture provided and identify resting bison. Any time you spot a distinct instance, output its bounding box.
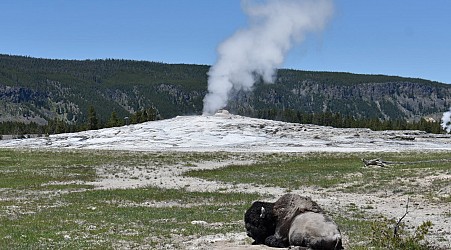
[245,194,343,249]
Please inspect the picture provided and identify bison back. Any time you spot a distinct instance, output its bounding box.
[289,212,343,250]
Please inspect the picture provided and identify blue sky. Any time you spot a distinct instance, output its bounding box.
[1,0,450,84]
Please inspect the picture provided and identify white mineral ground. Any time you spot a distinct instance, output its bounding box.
[1,111,450,249]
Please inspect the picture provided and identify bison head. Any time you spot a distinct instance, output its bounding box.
[244,201,277,244]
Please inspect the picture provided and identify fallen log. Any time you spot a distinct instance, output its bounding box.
[362,158,389,167]
[362,158,451,167]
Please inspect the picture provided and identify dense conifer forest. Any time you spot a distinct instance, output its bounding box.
[1,54,450,136]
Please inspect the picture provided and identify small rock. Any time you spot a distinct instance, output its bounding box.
[191,220,208,225]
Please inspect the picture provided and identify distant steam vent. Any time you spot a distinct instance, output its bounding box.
[441,107,451,133]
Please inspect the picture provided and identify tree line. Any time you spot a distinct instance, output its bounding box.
[251,109,444,134]
[0,106,160,138]
[0,107,446,139]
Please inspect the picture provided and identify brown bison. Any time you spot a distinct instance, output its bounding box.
[245,194,343,249]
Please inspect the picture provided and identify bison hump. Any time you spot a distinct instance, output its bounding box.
[274,194,323,219]
[272,194,324,242]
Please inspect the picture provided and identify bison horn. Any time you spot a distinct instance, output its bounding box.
[260,207,266,218]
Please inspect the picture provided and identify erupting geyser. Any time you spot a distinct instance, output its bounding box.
[202,0,334,115]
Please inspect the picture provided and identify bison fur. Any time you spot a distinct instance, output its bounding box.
[244,194,343,249]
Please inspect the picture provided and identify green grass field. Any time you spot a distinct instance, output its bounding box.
[186,152,451,202]
[0,149,449,249]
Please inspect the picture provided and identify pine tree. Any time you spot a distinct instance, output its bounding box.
[147,107,158,121]
[55,118,67,134]
[131,111,142,124]
[87,105,98,130]
[107,111,119,127]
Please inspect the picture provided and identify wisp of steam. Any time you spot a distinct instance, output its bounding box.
[203,0,334,115]
[441,107,451,133]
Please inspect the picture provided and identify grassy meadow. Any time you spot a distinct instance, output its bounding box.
[0,149,450,249]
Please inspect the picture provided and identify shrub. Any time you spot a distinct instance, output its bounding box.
[370,217,433,249]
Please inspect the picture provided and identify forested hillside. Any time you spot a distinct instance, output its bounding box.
[1,54,450,133]
[231,70,451,120]
[0,54,207,125]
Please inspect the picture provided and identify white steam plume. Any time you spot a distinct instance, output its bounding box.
[441,107,451,133]
[203,0,334,115]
